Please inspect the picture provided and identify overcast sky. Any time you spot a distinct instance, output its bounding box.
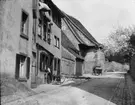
[52,0,135,43]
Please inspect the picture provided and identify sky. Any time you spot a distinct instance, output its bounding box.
[52,0,135,43]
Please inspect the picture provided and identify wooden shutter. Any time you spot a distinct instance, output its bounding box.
[40,53,42,71]
[15,54,20,79]
[54,58,57,71]
[57,59,60,75]
[26,57,30,79]
[56,58,58,71]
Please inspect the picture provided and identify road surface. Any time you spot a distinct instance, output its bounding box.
[34,72,131,105]
[4,72,132,105]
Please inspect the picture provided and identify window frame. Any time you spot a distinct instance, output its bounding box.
[20,9,29,40]
[43,22,47,41]
[47,33,51,44]
[54,36,60,49]
[53,58,60,74]
[38,18,42,38]
[40,53,49,72]
[15,54,30,81]
[54,58,57,71]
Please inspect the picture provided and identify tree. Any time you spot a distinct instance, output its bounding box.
[103,25,135,63]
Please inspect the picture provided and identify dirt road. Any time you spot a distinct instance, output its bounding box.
[4,72,132,105]
[36,73,130,105]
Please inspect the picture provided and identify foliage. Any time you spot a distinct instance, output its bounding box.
[103,25,135,63]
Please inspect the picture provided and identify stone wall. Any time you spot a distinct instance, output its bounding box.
[61,47,76,75]
[84,49,105,74]
[84,50,96,74]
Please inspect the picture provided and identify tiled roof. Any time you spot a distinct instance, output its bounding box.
[61,31,84,60]
[62,47,75,61]
[67,15,99,46]
[60,10,100,46]
[49,0,100,47]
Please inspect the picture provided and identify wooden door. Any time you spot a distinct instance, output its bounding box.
[76,60,83,76]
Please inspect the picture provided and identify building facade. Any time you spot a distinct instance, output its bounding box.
[61,13,100,76]
[0,0,63,88]
[61,19,83,76]
[0,0,33,87]
[0,0,103,89]
[31,0,63,86]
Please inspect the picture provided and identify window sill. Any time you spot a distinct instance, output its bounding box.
[20,33,29,40]
[54,45,60,49]
[18,78,27,82]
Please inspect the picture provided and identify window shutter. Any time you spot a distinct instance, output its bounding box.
[40,53,42,71]
[56,58,57,71]
[15,54,20,79]
[26,57,30,79]
[57,59,60,75]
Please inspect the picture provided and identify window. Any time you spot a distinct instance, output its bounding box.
[43,21,52,44]
[47,33,51,44]
[48,23,52,33]
[15,54,30,81]
[57,59,60,75]
[40,53,48,72]
[46,23,52,44]
[57,38,59,48]
[43,23,47,41]
[54,36,60,48]
[54,58,60,74]
[54,58,57,71]
[21,10,29,38]
[38,19,42,38]
[38,10,52,44]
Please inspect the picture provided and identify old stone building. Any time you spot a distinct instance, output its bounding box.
[33,0,63,87]
[61,12,101,76]
[0,0,33,87]
[0,0,63,88]
[0,0,103,89]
